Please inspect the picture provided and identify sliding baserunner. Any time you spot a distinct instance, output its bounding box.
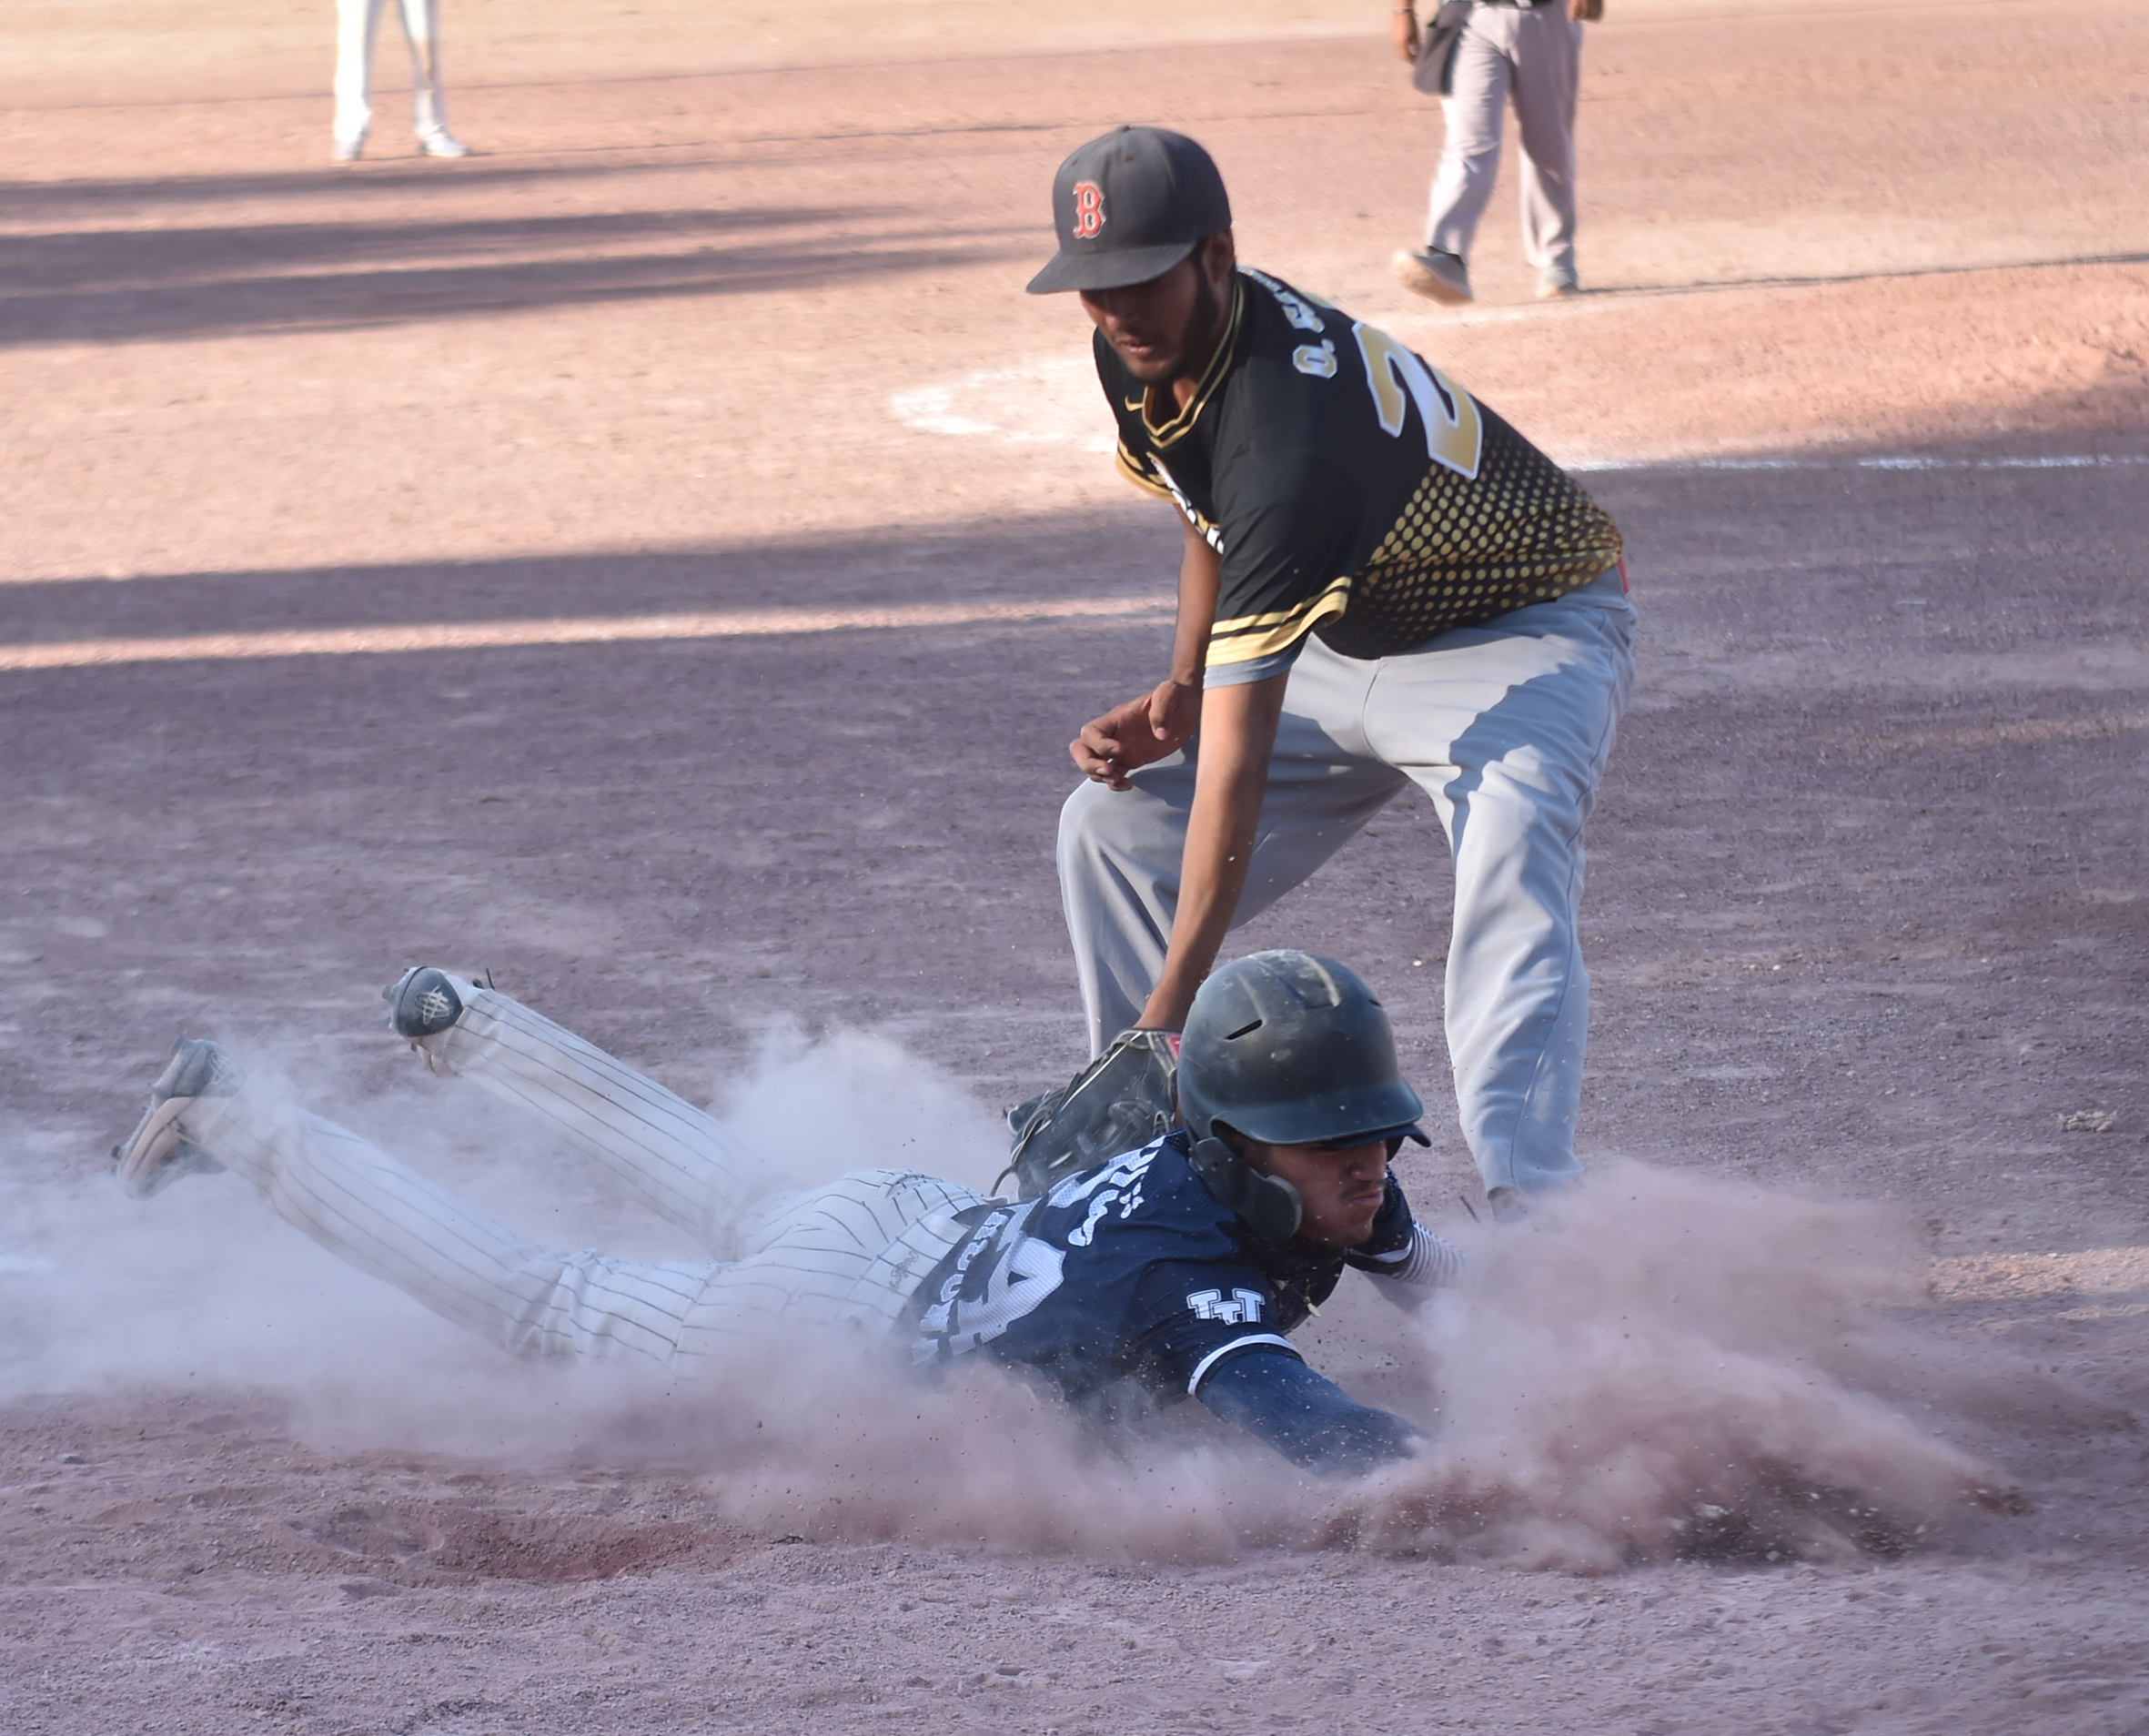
[115,951,1461,1476]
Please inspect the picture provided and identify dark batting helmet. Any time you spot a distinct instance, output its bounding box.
[1177,951,1427,1148]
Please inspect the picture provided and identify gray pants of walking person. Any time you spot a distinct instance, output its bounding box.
[1426,1,1584,280]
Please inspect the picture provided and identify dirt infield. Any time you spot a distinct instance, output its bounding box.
[4,0,2147,1730]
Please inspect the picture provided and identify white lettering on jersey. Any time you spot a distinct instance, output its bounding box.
[913,1203,1020,1351]
[1069,1191,1115,1248]
[1244,267,1327,334]
[1185,1287,1267,1327]
[1058,1146,1158,1249]
[944,1232,1067,1353]
[1292,340,1338,378]
[1147,458,1226,554]
[920,1217,1068,1356]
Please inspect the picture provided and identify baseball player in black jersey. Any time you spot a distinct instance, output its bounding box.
[112,953,1460,1475]
[1014,127,1636,1217]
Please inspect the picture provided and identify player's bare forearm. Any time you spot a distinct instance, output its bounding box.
[1167,524,1222,688]
[1070,525,1220,790]
[1137,672,1289,1030]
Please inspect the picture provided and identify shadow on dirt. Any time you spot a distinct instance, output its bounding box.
[0,156,704,217]
[1594,248,2149,299]
[0,203,1028,346]
[0,508,1178,644]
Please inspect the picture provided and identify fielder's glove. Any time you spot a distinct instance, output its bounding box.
[1003,1028,1180,1199]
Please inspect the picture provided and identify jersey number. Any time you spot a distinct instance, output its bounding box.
[1353,323,1483,480]
[945,1233,1066,1353]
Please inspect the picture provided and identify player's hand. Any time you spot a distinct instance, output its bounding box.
[1072,679,1203,792]
[1392,5,1420,61]
[1145,674,1202,754]
[1569,0,1601,19]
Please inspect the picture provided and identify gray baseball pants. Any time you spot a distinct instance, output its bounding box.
[1058,567,1635,1196]
[174,982,983,1369]
[1426,3,1583,273]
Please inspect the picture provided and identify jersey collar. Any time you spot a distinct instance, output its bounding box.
[1135,275,1246,449]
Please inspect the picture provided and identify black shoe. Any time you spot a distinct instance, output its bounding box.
[383,966,465,1039]
[113,1037,241,1198]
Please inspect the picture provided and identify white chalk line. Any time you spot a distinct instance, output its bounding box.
[883,366,2148,478]
[1569,453,2149,474]
[0,595,1172,673]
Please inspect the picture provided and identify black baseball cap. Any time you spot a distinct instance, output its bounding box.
[1025,126,1233,295]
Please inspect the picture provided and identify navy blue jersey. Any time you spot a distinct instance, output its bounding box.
[906,1131,1419,1408]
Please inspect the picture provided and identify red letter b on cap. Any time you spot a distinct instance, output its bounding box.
[1071,181,1105,239]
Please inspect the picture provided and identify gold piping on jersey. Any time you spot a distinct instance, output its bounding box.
[1118,443,1224,550]
[1115,441,1174,500]
[1208,575,1355,664]
[1139,279,1247,449]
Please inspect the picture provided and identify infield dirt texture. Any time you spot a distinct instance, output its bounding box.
[3,1,2147,1731]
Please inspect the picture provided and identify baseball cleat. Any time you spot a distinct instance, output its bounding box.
[1392,247,1472,306]
[332,132,366,162]
[1536,265,1580,299]
[418,129,469,159]
[113,1037,242,1199]
[384,966,466,1039]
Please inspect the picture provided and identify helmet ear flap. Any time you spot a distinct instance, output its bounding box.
[1187,1136,1303,1245]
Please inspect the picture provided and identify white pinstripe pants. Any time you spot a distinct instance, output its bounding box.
[175,985,985,1370]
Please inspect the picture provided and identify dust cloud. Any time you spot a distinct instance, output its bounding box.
[0,1034,2021,1570]
[0,1021,1005,1450]
[1326,1160,2023,1569]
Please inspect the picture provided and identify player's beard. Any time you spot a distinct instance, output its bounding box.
[1102,251,1228,387]
[1173,265,1225,384]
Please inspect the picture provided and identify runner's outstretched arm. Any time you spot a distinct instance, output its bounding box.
[1197,1350,1422,1475]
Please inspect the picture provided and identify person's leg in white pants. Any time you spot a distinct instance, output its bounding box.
[408,975,778,1261]
[1059,712,1409,1055]
[1368,578,1632,1191]
[1057,571,1635,1196]
[405,974,982,1285]
[394,0,459,151]
[331,0,459,157]
[332,0,387,156]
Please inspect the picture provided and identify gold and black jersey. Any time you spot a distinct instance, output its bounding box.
[1099,267,1622,674]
